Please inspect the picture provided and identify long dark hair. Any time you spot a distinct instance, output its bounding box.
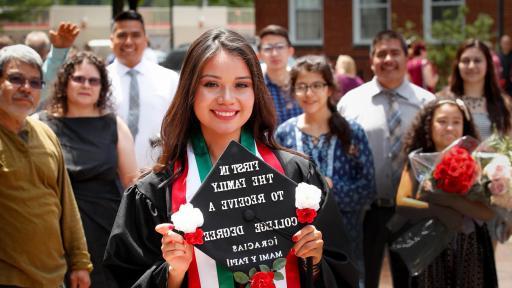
[402,96,479,155]
[156,28,278,172]
[290,55,352,153]
[48,51,112,115]
[450,38,511,134]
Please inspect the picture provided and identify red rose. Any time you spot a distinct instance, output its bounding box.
[184,228,204,245]
[433,147,477,195]
[296,208,317,224]
[250,271,276,288]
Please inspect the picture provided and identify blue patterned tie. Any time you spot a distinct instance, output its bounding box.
[386,90,402,186]
[127,69,139,138]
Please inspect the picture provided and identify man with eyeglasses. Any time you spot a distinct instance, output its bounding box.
[337,30,435,288]
[258,25,302,125]
[0,45,92,287]
[108,10,179,170]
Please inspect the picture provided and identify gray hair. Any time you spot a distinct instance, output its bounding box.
[24,31,50,58]
[0,44,43,78]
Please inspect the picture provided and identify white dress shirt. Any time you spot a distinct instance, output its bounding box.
[108,59,179,169]
[337,77,435,201]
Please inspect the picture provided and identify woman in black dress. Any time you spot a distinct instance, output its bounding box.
[39,52,138,287]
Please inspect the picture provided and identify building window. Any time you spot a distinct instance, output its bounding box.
[424,0,465,41]
[353,0,390,45]
[289,0,323,46]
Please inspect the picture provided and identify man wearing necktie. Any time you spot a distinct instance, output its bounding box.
[337,31,435,288]
[108,10,179,170]
[126,69,139,138]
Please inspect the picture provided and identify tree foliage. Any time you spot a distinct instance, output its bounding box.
[427,6,494,88]
[392,15,422,46]
[144,0,253,7]
[0,0,52,24]
[394,6,494,89]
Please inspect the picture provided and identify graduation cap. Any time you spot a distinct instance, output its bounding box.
[189,141,303,273]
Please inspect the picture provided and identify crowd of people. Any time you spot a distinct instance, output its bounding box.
[1,9,512,288]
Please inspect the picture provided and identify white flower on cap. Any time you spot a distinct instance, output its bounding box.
[295,182,321,211]
[171,203,204,233]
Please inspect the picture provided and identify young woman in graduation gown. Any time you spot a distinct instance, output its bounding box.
[103,28,358,288]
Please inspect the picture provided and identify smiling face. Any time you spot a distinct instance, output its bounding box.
[111,20,148,68]
[65,61,102,114]
[458,47,487,86]
[431,103,464,152]
[193,50,255,142]
[371,38,407,89]
[293,70,331,116]
[0,60,41,125]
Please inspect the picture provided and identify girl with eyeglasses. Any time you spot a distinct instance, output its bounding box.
[275,55,376,282]
[35,51,138,287]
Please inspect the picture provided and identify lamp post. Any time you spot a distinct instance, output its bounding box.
[498,0,504,39]
[169,0,174,50]
[112,0,139,20]
[128,0,138,11]
[112,0,123,19]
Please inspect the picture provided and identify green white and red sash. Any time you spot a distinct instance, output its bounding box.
[171,129,300,288]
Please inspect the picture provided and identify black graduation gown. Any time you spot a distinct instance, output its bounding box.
[103,149,359,288]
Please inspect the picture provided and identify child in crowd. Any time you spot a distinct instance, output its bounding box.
[276,55,375,283]
[396,97,497,287]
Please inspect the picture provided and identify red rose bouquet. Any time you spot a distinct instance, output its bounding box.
[414,136,481,198]
[432,146,478,195]
[390,136,484,275]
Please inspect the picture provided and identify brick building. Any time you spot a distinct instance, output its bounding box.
[255,0,512,80]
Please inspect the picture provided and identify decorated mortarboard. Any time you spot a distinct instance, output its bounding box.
[181,140,321,285]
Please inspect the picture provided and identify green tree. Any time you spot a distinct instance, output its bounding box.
[144,0,253,6]
[427,5,494,88]
[0,0,52,25]
[392,16,422,46]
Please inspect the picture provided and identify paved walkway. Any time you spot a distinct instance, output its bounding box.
[379,240,512,287]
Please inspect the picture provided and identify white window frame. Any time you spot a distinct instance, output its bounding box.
[424,0,465,42]
[288,0,324,46]
[352,0,390,45]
